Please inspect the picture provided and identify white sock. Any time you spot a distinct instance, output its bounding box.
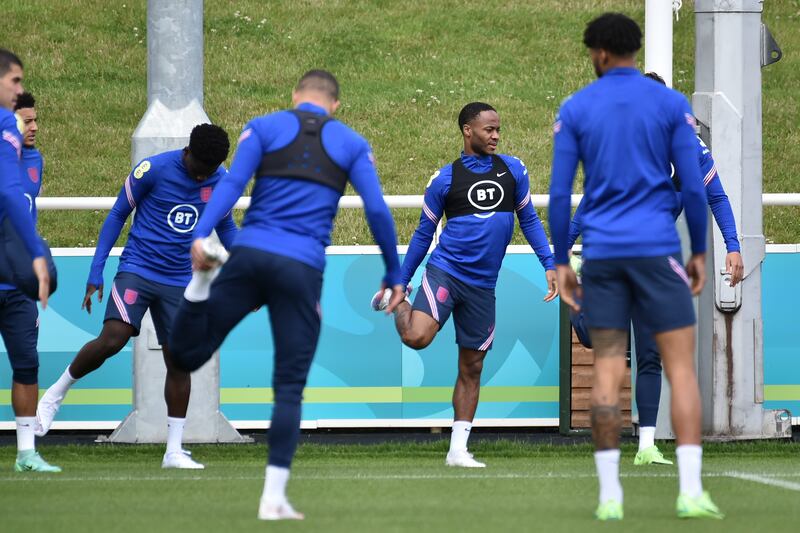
[166,417,186,454]
[449,420,472,453]
[594,449,623,504]
[16,417,36,452]
[639,426,656,451]
[50,367,77,398]
[262,465,290,504]
[183,269,219,302]
[676,444,703,497]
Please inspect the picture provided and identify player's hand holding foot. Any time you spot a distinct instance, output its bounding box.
[82,283,103,314]
[191,238,215,271]
[371,283,411,313]
[726,251,744,287]
[384,284,409,314]
[556,264,581,312]
[33,257,50,309]
[543,269,558,302]
[685,253,706,295]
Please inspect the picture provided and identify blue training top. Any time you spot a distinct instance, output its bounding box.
[0,145,43,291]
[88,150,238,288]
[20,146,43,226]
[401,152,555,290]
[193,102,402,286]
[549,67,707,264]
[0,108,43,259]
[568,135,740,253]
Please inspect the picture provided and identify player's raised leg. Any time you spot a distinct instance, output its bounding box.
[36,318,133,436]
[632,320,671,466]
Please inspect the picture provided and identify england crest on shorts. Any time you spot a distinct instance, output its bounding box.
[123,289,138,305]
[436,286,450,303]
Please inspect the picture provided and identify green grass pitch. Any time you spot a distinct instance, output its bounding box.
[2,0,799,247]
[1,440,798,532]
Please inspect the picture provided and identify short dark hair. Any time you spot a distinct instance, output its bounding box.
[583,13,642,56]
[0,48,23,77]
[296,69,339,100]
[188,123,230,167]
[14,91,35,110]
[458,102,496,132]
[644,71,666,86]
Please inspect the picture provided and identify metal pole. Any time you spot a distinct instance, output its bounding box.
[107,0,247,444]
[693,0,790,439]
[131,0,210,165]
[645,0,674,86]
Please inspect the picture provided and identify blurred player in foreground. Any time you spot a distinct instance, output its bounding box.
[373,102,557,467]
[567,71,742,467]
[549,13,723,520]
[36,124,236,470]
[168,70,404,520]
[1,89,56,472]
[0,51,52,471]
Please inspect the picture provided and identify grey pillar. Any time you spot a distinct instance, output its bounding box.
[106,0,247,443]
[692,0,790,439]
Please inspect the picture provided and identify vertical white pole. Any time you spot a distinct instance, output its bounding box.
[643,0,677,439]
[645,0,674,87]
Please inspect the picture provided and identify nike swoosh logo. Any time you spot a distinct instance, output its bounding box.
[496,172,506,177]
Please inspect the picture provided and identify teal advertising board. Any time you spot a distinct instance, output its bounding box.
[1,249,797,428]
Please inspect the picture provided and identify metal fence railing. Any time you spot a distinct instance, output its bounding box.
[34,193,800,211]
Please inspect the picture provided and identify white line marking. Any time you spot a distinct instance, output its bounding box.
[2,471,800,483]
[726,471,800,492]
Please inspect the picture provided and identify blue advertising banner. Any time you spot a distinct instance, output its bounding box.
[1,248,797,428]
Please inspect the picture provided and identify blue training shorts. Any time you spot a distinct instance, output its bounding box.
[0,288,39,382]
[104,271,183,345]
[412,264,496,351]
[581,254,695,333]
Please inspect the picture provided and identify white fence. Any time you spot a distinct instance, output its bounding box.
[34,193,800,210]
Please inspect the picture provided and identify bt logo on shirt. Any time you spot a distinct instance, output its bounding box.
[468,180,505,211]
[167,204,200,233]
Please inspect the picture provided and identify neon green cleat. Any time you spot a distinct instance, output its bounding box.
[595,500,623,521]
[676,491,724,519]
[634,445,673,465]
[15,450,62,473]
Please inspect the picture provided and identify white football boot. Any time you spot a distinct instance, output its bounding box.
[370,284,412,311]
[445,449,486,468]
[258,499,305,521]
[200,235,229,266]
[34,386,66,436]
[162,451,205,469]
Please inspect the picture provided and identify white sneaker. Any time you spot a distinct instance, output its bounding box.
[162,451,205,469]
[370,288,393,311]
[446,449,486,468]
[34,386,66,437]
[370,284,412,311]
[258,499,304,521]
[200,236,229,266]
